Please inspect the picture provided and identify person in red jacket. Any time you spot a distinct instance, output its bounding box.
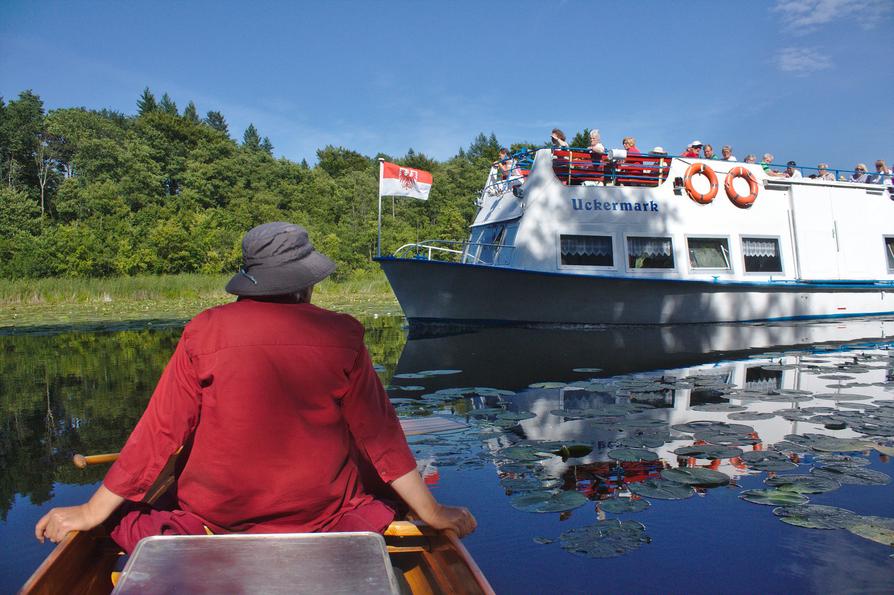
[35,222,476,552]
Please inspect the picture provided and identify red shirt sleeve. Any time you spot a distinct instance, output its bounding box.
[103,329,202,501]
[340,343,417,483]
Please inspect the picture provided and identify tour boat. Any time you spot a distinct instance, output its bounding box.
[377,148,894,325]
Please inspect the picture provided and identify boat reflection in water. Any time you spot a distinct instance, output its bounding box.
[392,317,894,578]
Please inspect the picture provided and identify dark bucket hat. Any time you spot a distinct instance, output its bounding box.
[225,222,336,297]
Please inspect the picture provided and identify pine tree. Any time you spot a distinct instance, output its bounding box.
[183,101,200,123]
[242,124,261,151]
[260,136,273,155]
[204,110,229,135]
[136,87,157,116]
[159,93,178,115]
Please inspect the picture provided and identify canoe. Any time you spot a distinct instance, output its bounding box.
[20,520,493,594]
[22,417,492,594]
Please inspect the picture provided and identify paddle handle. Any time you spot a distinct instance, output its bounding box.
[72,452,119,469]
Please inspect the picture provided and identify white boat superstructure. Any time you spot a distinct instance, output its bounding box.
[378,148,894,325]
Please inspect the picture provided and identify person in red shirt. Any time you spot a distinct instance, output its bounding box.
[35,222,476,552]
[681,140,702,158]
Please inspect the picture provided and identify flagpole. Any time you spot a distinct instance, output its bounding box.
[377,158,384,258]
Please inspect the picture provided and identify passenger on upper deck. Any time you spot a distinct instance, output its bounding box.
[872,160,891,185]
[550,128,569,148]
[588,129,605,155]
[783,160,802,179]
[703,144,718,160]
[622,137,641,156]
[744,154,757,164]
[721,146,737,161]
[761,153,782,177]
[816,163,835,181]
[681,141,702,158]
[494,147,514,181]
[851,164,870,183]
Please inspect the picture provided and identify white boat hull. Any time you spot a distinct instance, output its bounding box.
[378,258,894,325]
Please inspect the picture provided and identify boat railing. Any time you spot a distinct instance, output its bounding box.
[481,147,673,196]
[480,148,893,197]
[393,239,516,266]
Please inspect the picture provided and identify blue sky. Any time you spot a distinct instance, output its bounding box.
[1,0,891,170]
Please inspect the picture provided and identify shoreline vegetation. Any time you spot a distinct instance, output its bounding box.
[0,271,401,332]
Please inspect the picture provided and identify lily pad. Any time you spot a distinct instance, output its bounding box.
[739,451,799,472]
[847,516,894,547]
[690,403,748,412]
[811,465,892,486]
[660,467,730,487]
[673,445,744,460]
[812,393,874,401]
[510,490,589,513]
[528,381,567,389]
[628,479,695,500]
[739,489,809,506]
[599,498,651,513]
[559,520,651,558]
[572,367,603,373]
[772,504,860,529]
[608,448,659,462]
[728,412,777,421]
[765,475,841,494]
[533,536,555,545]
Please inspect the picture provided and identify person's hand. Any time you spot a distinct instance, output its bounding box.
[35,504,101,544]
[422,503,477,538]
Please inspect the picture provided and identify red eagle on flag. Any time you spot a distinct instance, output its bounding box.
[379,161,432,201]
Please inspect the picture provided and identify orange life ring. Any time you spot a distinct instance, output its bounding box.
[683,163,718,204]
[724,166,759,208]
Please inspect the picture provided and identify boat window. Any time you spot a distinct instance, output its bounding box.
[495,223,519,266]
[627,236,674,269]
[886,237,894,271]
[687,238,731,270]
[560,235,613,266]
[465,227,487,263]
[742,237,782,273]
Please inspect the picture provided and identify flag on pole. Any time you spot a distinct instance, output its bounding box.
[379,161,433,200]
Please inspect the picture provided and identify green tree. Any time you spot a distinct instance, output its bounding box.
[159,93,178,116]
[136,87,157,116]
[242,124,261,151]
[204,111,229,136]
[466,132,500,162]
[260,136,274,155]
[570,128,591,148]
[183,101,200,123]
[316,146,370,178]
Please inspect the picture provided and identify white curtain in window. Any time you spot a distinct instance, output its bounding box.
[743,238,778,257]
[627,237,672,257]
[561,235,612,256]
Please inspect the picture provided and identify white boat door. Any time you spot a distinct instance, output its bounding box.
[788,185,840,280]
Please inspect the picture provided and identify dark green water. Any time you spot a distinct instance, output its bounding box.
[2,316,894,593]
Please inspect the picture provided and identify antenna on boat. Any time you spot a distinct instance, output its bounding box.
[377,157,384,258]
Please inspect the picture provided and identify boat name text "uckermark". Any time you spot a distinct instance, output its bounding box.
[571,199,659,212]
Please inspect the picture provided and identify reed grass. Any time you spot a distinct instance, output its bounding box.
[0,271,400,330]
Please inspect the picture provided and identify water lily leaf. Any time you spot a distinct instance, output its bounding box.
[765,475,841,494]
[510,490,589,513]
[847,516,894,547]
[551,444,594,459]
[739,451,799,472]
[572,367,603,373]
[559,520,651,558]
[496,411,537,422]
[533,536,555,545]
[608,448,659,462]
[661,467,730,487]
[392,373,427,379]
[528,381,568,389]
[772,504,860,529]
[498,446,548,462]
[690,403,748,412]
[628,479,695,500]
[417,369,462,376]
[599,498,651,513]
[728,412,777,421]
[813,454,871,468]
[739,489,809,506]
[812,393,874,401]
[673,445,743,460]
[811,466,892,486]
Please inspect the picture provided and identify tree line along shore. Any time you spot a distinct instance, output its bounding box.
[0,87,527,281]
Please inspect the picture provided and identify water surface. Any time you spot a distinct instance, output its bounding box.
[2,317,893,593]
